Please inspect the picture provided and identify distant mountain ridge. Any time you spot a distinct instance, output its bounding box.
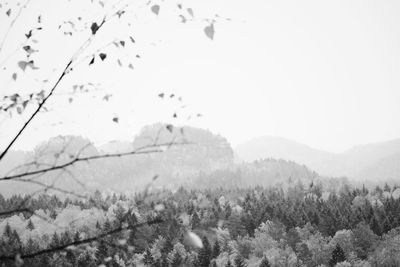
[235,136,400,182]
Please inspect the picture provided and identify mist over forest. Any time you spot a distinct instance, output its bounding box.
[2,0,400,266]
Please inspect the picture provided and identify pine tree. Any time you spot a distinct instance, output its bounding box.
[26,219,35,230]
[143,248,154,266]
[96,240,109,264]
[212,240,220,258]
[234,255,246,267]
[329,244,346,266]
[198,236,212,267]
[259,257,271,267]
[170,251,183,267]
[191,212,201,229]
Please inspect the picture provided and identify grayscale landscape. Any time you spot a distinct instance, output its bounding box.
[1,0,400,266]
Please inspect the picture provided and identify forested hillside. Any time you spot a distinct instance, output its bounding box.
[1,182,400,266]
[236,136,400,183]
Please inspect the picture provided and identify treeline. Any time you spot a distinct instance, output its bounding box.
[1,181,400,266]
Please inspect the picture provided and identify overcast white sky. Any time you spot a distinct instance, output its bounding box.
[1,0,400,153]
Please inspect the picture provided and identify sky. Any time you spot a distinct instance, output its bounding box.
[1,0,400,153]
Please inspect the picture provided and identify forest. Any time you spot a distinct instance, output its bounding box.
[1,181,400,267]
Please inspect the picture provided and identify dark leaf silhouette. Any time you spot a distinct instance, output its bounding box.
[6,9,11,17]
[112,117,119,123]
[90,22,99,35]
[25,30,32,39]
[12,73,17,81]
[158,93,165,98]
[89,56,95,65]
[99,53,107,61]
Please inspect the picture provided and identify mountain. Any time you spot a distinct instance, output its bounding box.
[235,136,400,182]
[0,124,235,196]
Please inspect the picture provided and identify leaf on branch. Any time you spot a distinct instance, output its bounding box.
[22,100,29,109]
[204,23,215,40]
[158,93,164,98]
[17,60,36,71]
[128,63,134,70]
[120,40,125,47]
[99,53,107,61]
[117,59,122,66]
[89,56,95,65]
[112,116,119,123]
[151,5,160,15]
[23,45,36,55]
[129,36,135,43]
[25,30,33,39]
[6,9,11,17]
[12,73,17,81]
[10,93,19,102]
[90,22,99,35]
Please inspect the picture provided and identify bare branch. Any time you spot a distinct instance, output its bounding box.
[0,141,190,181]
[0,0,31,54]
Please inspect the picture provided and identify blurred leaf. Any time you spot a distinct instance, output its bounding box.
[117,59,122,66]
[112,117,119,123]
[204,23,215,40]
[6,9,11,17]
[179,15,187,23]
[166,124,173,133]
[187,8,194,17]
[12,73,17,81]
[158,93,164,98]
[129,36,135,43]
[22,100,29,109]
[103,94,112,101]
[119,40,125,47]
[151,5,160,15]
[185,232,203,248]
[128,63,134,69]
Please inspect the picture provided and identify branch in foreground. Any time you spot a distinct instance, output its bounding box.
[0,217,164,261]
[0,141,189,182]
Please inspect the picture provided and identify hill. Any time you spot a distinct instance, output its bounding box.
[236,136,400,182]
